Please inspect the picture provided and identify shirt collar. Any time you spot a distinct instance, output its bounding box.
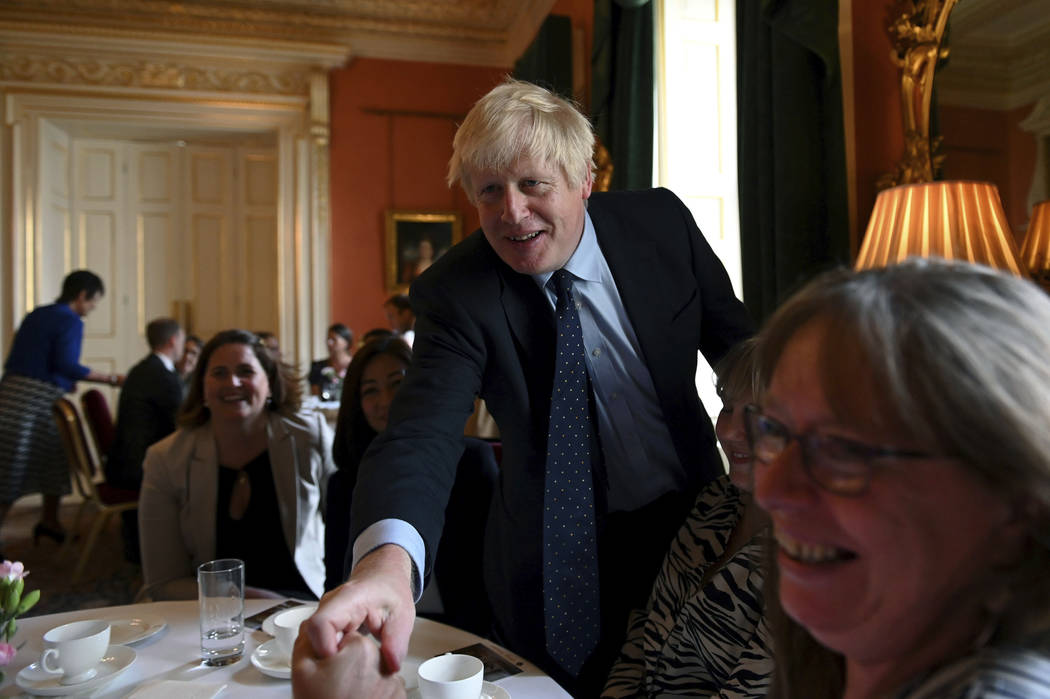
[154,352,175,373]
[531,210,601,290]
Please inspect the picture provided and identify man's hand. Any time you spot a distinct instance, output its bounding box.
[299,544,416,674]
[291,628,407,699]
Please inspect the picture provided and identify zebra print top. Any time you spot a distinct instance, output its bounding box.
[896,644,1050,698]
[603,476,772,698]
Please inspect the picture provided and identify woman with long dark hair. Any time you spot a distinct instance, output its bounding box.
[326,336,497,635]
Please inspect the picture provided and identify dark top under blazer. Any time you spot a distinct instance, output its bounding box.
[106,353,184,490]
[349,188,753,659]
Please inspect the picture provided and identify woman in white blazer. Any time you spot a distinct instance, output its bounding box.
[139,329,334,600]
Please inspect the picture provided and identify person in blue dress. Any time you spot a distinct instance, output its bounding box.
[0,270,123,555]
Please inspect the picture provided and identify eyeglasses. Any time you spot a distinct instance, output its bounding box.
[743,404,932,496]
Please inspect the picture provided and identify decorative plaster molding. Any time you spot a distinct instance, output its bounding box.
[0,0,556,68]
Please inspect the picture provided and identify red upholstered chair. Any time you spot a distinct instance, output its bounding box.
[80,389,116,458]
[52,398,139,583]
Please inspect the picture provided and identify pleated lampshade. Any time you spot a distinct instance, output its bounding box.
[855,181,1025,276]
[1020,200,1050,282]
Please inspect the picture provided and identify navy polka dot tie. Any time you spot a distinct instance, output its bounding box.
[543,269,600,676]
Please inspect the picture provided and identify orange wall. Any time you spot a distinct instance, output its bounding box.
[327,8,595,341]
[940,103,1037,238]
[327,59,506,339]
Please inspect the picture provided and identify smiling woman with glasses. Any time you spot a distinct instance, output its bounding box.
[753,259,1050,699]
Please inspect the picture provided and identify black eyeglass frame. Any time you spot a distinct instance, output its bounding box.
[742,404,933,496]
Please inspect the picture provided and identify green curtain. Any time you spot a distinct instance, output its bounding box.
[514,14,574,99]
[737,0,850,322]
[591,0,654,191]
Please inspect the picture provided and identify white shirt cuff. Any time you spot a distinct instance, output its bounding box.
[351,518,426,601]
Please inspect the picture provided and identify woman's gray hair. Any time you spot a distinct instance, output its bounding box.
[447,78,595,201]
[759,258,1050,691]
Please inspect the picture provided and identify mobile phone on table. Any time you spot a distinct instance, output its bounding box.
[244,599,307,630]
[447,642,525,682]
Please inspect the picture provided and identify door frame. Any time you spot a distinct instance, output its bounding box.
[2,88,330,370]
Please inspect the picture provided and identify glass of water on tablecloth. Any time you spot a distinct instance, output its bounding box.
[198,558,245,666]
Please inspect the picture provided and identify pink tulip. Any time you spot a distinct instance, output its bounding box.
[0,561,25,580]
[0,642,15,665]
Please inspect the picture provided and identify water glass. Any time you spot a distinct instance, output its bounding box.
[198,558,245,666]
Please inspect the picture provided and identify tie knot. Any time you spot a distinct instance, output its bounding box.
[551,269,574,298]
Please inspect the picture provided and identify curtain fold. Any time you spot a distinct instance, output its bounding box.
[737,0,850,322]
[592,0,654,191]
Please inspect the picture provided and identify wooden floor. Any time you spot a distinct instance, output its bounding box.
[3,494,141,617]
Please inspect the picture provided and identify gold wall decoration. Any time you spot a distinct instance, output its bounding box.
[878,0,958,189]
[0,54,310,95]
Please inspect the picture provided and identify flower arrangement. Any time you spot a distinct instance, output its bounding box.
[0,561,39,683]
[319,366,344,402]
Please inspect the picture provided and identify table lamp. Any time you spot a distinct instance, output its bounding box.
[1020,200,1050,286]
[855,180,1026,276]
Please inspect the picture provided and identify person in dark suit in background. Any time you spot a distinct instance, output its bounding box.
[107,317,186,491]
[107,318,185,561]
[298,78,752,697]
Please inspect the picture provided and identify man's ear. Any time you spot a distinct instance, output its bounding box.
[580,170,594,200]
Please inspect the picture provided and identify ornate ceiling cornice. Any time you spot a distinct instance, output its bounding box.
[0,0,555,73]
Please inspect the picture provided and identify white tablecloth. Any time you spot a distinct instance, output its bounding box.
[3,600,570,698]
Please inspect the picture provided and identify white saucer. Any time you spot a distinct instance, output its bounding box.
[407,681,510,699]
[482,681,511,699]
[251,639,291,679]
[16,644,136,696]
[107,614,167,645]
[261,604,316,637]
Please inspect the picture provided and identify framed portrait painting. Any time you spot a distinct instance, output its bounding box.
[385,210,463,292]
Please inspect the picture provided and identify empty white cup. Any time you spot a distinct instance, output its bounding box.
[40,620,111,685]
[418,653,484,699]
[272,606,316,664]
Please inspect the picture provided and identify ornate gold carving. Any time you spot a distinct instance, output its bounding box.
[0,53,310,95]
[878,0,958,189]
[593,139,613,193]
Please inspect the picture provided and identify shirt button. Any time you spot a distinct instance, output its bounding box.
[591,348,601,358]
[575,302,582,310]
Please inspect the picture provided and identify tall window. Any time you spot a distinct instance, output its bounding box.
[655,0,740,416]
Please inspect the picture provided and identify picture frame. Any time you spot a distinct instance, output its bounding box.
[385,209,463,292]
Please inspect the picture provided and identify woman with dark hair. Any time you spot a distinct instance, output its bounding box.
[139,329,334,600]
[309,323,353,400]
[0,270,124,553]
[326,336,497,635]
[753,259,1050,698]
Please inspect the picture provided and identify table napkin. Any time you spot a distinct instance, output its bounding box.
[125,679,227,699]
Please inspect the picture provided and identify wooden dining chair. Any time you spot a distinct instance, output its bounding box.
[80,388,116,459]
[52,397,139,584]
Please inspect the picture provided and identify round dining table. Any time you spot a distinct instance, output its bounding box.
[3,599,571,698]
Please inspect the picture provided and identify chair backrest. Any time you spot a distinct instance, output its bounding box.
[80,388,116,456]
[53,397,101,504]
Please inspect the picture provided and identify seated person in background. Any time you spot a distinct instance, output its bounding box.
[326,335,498,636]
[106,317,186,491]
[256,330,281,359]
[383,294,415,347]
[753,259,1050,698]
[139,329,334,601]
[175,333,202,386]
[106,317,187,563]
[309,323,353,400]
[603,337,772,698]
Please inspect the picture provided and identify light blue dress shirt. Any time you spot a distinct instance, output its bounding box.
[353,212,687,592]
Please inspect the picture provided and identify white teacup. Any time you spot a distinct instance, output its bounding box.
[40,620,111,685]
[272,606,316,665]
[418,653,484,699]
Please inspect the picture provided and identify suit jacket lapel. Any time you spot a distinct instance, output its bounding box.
[267,414,298,555]
[492,245,556,384]
[188,425,219,562]
[589,200,674,371]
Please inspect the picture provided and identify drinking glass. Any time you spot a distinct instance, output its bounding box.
[197,558,245,666]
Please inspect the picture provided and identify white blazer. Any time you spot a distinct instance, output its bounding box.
[139,410,334,600]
